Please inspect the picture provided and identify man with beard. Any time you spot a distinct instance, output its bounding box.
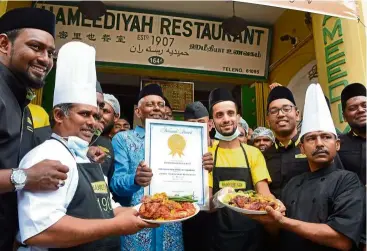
[263,86,310,198]
[339,83,366,251]
[0,8,69,250]
[252,84,365,251]
[207,88,275,251]
[110,84,213,251]
[17,41,156,251]
[251,127,275,152]
[91,93,120,182]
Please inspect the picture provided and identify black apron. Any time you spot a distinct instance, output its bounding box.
[211,144,266,251]
[49,137,120,251]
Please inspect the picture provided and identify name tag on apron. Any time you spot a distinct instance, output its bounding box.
[219,180,246,189]
[91,181,109,194]
[295,153,307,158]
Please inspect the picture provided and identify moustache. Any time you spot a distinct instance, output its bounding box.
[312,148,329,156]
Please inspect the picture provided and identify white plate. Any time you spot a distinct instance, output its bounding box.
[218,193,268,215]
[134,203,200,224]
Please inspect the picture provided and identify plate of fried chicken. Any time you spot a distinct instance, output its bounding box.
[218,190,279,215]
[135,193,200,223]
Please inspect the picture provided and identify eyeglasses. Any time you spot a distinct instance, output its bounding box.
[268,105,295,115]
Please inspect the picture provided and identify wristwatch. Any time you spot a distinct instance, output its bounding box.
[10,169,27,191]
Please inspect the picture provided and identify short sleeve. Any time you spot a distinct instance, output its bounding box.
[245,145,272,185]
[17,141,78,243]
[326,172,365,247]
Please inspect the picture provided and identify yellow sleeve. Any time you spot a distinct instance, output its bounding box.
[245,145,272,185]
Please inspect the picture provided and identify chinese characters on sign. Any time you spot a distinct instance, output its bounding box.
[38,3,271,78]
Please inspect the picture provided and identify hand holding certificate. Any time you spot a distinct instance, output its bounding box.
[144,119,210,210]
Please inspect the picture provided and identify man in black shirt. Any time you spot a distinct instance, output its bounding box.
[339,83,366,251]
[0,8,69,250]
[252,84,365,251]
[263,86,309,198]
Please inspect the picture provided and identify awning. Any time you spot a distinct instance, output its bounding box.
[234,0,359,20]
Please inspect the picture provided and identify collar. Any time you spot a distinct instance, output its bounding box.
[0,62,32,108]
[306,163,337,180]
[134,126,145,139]
[274,133,300,150]
[349,130,366,139]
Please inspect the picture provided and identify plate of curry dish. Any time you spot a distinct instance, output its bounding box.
[135,193,200,223]
[219,190,279,215]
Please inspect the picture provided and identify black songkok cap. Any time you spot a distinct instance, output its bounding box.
[267,86,296,109]
[209,88,236,111]
[0,8,56,37]
[184,101,209,120]
[96,80,103,94]
[163,97,172,109]
[138,84,164,102]
[341,83,366,111]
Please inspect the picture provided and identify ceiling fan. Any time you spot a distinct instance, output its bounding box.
[77,0,107,20]
[222,1,247,37]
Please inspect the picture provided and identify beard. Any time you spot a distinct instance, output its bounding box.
[102,121,115,136]
[350,121,366,133]
[9,51,47,89]
[215,123,237,136]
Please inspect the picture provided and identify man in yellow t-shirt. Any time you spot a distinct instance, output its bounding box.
[208,88,274,251]
[27,103,50,128]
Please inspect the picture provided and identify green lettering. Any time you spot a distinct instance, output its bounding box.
[122,14,133,32]
[104,12,115,30]
[322,15,332,26]
[130,16,140,32]
[325,39,345,64]
[67,8,80,26]
[160,18,171,35]
[200,23,211,40]
[56,8,66,25]
[182,21,192,37]
[172,19,181,36]
[142,15,153,33]
[328,80,348,103]
[323,18,342,44]
[327,60,347,82]
[255,30,264,46]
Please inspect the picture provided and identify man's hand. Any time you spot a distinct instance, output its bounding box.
[269,82,282,90]
[24,160,69,192]
[113,207,158,235]
[202,152,214,172]
[87,146,106,163]
[248,206,285,225]
[134,161,153,187]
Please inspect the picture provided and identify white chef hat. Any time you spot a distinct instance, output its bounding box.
[300,83,336,138]
[53,41,97,108]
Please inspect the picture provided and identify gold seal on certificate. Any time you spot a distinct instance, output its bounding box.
[144,119,210,210]
[168,134,186,157]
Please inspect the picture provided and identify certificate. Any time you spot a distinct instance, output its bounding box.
[144,119,209,210]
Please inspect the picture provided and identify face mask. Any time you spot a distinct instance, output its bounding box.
[215,128,241,142]
[66,136,90,161]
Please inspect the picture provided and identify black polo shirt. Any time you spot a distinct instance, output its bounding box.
[338,131,366,185]
[263,134,310,198]
[0,63,35,250]
[280,164,365,251]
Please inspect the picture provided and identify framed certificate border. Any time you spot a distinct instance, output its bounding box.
[144,119,209,210]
